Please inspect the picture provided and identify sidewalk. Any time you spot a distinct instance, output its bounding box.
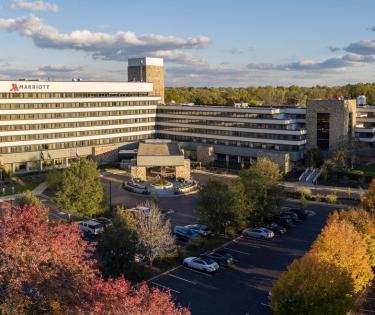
[0,181,48,201]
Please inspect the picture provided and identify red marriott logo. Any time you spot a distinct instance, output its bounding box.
[10,84,19,92]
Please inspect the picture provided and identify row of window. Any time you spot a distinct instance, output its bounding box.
[156,126,306,141]
[157,134,303,152]
[0,126,154,143]
[0,109,156,121]
[0,100,157,110]
[0,134,153,154]
[1,92,149,99]
[157,117,304,130]
[0,118,155,131]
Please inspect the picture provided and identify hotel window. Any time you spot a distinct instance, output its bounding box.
[317,113,330,150]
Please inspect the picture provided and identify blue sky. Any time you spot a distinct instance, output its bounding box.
[1,0,375,86]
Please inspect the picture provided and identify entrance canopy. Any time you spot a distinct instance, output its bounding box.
[136,141,184,167]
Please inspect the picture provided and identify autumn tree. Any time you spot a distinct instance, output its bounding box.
[270,253,355,315]
[97,206,139,279]
[328,209,375,268]
[197,179,246,235]
[134,201,175,267]
[56,158,105,219]
[361,178,375,216]
[311,216,373,293]
[15,189,43,208]
[0,204,189,315]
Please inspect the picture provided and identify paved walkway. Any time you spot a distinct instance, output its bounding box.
[0,181,48,200]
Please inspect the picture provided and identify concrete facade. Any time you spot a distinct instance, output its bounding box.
[257,151,291,173]
[306,99,357,151]
[196,145,215,165]
[131,166,147,181]
[175,159,191,180]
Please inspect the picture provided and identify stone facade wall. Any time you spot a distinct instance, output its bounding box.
[128,65,164,104]
[175,159,191,180]
[131,166,147,181]
[306,99,357,151]
[257,151,291,173]
[196,145,215,165]
[91,145,119,165]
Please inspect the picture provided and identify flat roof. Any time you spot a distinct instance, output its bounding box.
[137,142,182,157]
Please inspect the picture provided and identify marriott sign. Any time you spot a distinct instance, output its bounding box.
[9,83,50,92]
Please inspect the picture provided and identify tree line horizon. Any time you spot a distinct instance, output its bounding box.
[165,83,375,106]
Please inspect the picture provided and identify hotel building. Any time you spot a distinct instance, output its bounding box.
[0,57,373,174]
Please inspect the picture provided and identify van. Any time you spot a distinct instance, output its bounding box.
[78,220,104,235]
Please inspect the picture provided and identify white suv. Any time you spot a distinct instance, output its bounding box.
[78,220,104,235]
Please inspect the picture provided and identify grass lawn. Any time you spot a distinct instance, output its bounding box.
[0,174,45,196]
[353,165,375,178]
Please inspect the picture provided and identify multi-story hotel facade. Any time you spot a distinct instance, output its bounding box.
[0,57,373,174]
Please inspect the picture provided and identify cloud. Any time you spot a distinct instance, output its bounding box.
[7,0,58,12]
[345,39,375,55]
[0,16,210,64]
[246,53,375,72]
[222,47,254,55]
[38,64,85,72]
[328,46,340,52]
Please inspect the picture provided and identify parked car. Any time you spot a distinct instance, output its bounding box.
[173,226,201,241]
[183,256,219,273]
[242,227,274,240]
[289,208,308,220]
[93,217,112,228]
[265,222,287,235]
[279,211,300,223]
[200,250,234,265]
[273,216,294,228]
[78,220,104,235]
[185,224,211,236]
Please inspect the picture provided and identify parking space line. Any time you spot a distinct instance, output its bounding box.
[260,303,271,308]
[167,273,197,285]
[360,309,375,314]
[223,247,250,255]
[183,267,213,277]
[151,282,180,294]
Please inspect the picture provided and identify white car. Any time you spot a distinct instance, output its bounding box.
[242,227,274,240]
[78,220,104,235]
[183,256,219,273]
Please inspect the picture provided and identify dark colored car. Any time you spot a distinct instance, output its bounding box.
[273,215,294,228]
[265,222,287,235]
[289,208,308,220]
[201,250,234,265]
[279,211,300,223]
[93,217,112,228]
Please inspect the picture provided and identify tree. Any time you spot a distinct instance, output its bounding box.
[197,179,246,235]
[328,209,375,268]
[270,253,355,315]
[0,204,189,315]
[46,169,63,193]
[15,189,43,208]
[299,194,308,209]
[311,216,373,293]
[97,207,139,279]
[238,158,282,223]
[134,201,175,267]
[56,158,105,219]
[361,178,375,216]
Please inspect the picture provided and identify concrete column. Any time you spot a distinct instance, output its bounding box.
[25,162,30,172]
[226,155,229,167]
[11,163,16,173]
[64,157,69,168]
[237,156,241,163]
[39,160,43,171]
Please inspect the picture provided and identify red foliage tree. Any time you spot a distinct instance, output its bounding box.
[0,205,189,315]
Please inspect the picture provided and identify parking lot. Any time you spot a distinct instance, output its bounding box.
[149,200,346,315]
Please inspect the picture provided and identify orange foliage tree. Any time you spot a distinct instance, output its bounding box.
[311,215,373,293]
[0,205,189,315]
[270,253,355,315]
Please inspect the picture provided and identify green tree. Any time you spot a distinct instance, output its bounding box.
[270,253,355,315]
[97,207,139,279]
[238,158,282,223]
[197,179,246,235]
[15,189,42,208]
[56,158,105,219]
[46,169,63,193]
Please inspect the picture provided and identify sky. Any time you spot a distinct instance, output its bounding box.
[1,0,375,87]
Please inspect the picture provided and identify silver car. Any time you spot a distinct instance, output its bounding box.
[183,256,219,273]
[243,227,274,240]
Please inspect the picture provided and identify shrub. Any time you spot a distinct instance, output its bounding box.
[314,194,324,202]
[325,194,337,204]
[298,187,312,199]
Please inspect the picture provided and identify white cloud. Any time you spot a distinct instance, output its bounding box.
[7,0,58,12]
[38,64,85,72]
[0,16,210,63]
